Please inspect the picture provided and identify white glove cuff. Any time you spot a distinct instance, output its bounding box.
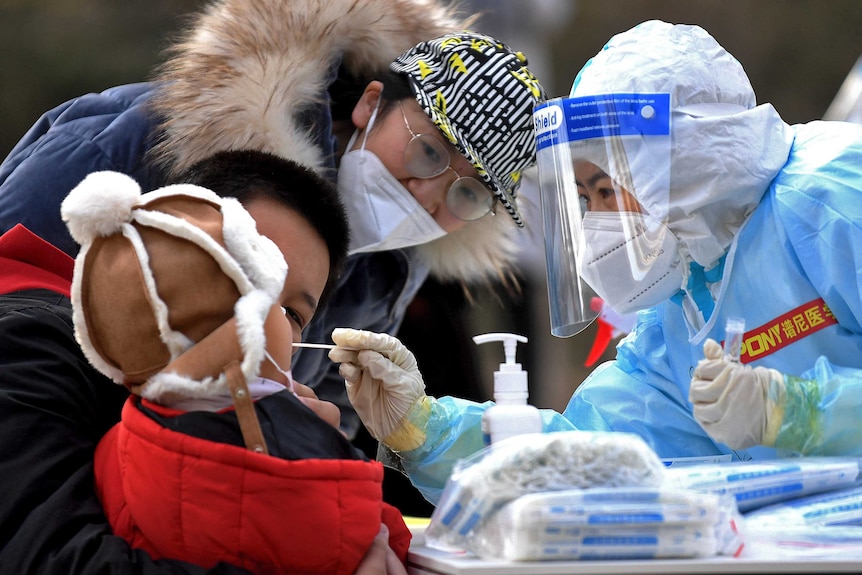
[381,395,432,452]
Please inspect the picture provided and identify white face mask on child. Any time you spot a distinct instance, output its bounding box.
[264,349,296,395]
[337,99,446,255]
[163,356,293,412]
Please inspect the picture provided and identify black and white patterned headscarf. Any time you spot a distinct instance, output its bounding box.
[392,31,547,227]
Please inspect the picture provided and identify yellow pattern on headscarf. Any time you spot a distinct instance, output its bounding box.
[470,38,492,52]
[433,90,455,143]
[417,60,433,80]
[440,36,463,51]
[447,53,467,75]
[511,68,542,99]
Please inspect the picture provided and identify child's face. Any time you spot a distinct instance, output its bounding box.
[244,196,330,343]
[246,196,341,430]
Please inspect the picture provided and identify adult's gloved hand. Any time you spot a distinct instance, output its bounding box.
[329,328,429,451]
[689,338,786,449]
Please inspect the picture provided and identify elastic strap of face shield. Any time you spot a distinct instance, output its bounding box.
[608,133,636,195]
[675,102,748,118]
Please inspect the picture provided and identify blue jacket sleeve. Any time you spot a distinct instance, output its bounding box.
[562,308,731,461]
[0,84,161,257]
[398,396,575,505]
[769,122,862,456]
[776,360,862,455]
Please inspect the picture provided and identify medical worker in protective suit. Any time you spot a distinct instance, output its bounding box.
[327,20,862,505]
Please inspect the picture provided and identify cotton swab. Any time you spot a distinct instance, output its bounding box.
[292,342,358,351]
[292,342,338,350]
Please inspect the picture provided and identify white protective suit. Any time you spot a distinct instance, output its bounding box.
[369,20,862,505]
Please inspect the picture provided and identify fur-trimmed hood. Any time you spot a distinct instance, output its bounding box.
[147,0,523,283]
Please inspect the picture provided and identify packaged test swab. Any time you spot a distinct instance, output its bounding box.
[742,485,862,560]
[665,457,862,512]
[744,484,862,527]
[489,525,718,561]
[469,487,743,560]
[425,431,667,552]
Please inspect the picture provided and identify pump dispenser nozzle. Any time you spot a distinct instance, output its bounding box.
[473,333,541,446]
[472,333,528,376]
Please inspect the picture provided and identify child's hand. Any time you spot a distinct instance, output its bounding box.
[353,524,407,575]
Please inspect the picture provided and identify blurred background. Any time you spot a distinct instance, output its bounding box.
[3,0,861,412]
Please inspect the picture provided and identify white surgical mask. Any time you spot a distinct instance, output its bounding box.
[579,211,684,315]
[264,349,296,395]
[338,100,446,255]
[164,376,288,412]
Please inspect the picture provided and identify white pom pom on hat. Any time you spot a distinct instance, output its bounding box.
[61,171,142,245]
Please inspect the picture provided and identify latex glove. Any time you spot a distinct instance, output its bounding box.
[689,338,786,449]
[329,328,428,451]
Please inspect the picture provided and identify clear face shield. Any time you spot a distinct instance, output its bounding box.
[535,94,678,337]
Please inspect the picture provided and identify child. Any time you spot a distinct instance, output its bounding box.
[61,150,411,574]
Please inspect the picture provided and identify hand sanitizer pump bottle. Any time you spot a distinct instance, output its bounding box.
[473,333,542,446]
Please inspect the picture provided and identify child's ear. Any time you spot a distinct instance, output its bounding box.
[350,80,384,130]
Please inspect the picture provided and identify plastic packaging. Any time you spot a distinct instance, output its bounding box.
[470,487,744,560]
[665,457,862,512]
[741,525,862,559]
[744,484,862,527]
[472,333,542,446]
[742,486,862,560]
[425,430,667,552]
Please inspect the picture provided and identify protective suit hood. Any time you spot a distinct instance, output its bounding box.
[570,20,794,269]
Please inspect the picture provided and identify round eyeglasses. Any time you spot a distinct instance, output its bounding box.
[399,102,496,221]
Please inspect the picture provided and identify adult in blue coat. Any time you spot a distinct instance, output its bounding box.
[0,0,545,440]
[0,0,546,572]
[328,20,862,505]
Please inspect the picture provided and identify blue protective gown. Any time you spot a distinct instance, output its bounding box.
[391,21,862,505]
[398,120,862,505]
[566,122,862,462]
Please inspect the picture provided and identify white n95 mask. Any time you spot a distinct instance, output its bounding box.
[337,99,446,255]
[579,211,683,315]
[338,150,446,254]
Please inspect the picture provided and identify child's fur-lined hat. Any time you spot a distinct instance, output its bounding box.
[61,171,286,404]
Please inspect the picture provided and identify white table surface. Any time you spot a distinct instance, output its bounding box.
[408,544,862,575]
[406,525,862,575]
